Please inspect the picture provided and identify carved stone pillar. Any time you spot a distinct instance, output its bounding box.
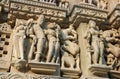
[70,3,111,79]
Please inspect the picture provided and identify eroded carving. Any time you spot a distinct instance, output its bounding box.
[103,28,120,71]
[84,20,105,65]
[27,15,46,62]
[82,0,107,10]
[12,20,27,70]
[60,24,80,70]
[45,22,61,63]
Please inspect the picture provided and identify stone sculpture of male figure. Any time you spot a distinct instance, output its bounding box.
[27,15,46,62]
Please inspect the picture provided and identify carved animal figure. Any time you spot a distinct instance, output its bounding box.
[107,43,120,70]
[63,40,80,57]
[61,45,75,69]
[107,43,120,58]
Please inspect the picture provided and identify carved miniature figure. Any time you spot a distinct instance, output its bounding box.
[107,53,115,66]
[60,24,80,70]
[59,0,69,8]
[27,15,46,62]
[44,22,60,63]
[83,0,92,4]
[98,0,107,9]
[82,0,107,10]
[84,20,100,64]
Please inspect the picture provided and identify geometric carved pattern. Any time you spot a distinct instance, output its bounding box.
[0,33,12,71]
[0,34,10,58]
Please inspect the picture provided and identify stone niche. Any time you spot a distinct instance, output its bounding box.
[0,0,120,79]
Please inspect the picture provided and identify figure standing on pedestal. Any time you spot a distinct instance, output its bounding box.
[12,20,27,70]
[84,20,100,64]
[44,22,60,63]
[13,20,26,61]
[27,15,46,62]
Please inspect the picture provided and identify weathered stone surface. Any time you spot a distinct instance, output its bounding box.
[0,0,120,79]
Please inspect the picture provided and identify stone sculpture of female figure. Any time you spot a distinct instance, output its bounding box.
[45,23,60,63]
[13,20,26,61]
[12,20,27,70]
[84,20,100,64]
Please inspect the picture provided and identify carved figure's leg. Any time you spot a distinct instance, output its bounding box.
[34,38,45,61]
[19,37,25,59]
[76,54,80,69]
[46,39,55,62]
[92,43,100,64]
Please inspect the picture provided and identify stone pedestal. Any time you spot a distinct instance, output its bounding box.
[61,68,81,79]
[110,70,120,78]
[89,64,112,77]
[29,61,60,76]
[80,75,110,79]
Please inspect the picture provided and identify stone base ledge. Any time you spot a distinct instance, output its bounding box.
[89,64,112,77]
[61,68,81,79]
[29,61,60,76]
[110,70,120,79]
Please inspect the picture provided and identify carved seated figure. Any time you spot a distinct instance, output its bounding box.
[60,24,80,70]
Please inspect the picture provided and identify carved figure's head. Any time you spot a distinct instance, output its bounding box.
[69,24,74,30]
[89,20,96,28]
[37,15,45,25]
[26,18,34,26]
[47,23,56,29]
[19,20,24,26]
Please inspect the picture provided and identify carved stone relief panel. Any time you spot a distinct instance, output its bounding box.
[60,24,81,78]
[0,23,12,72]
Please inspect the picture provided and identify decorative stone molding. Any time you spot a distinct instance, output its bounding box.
[9,0,67,22]
[70,4,108,27]
[0,0,120,79]
[109,4,120,28]
[0,73,70,79]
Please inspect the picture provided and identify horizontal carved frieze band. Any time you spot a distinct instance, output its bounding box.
[10,2,67,19]
[70,5,108,22]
